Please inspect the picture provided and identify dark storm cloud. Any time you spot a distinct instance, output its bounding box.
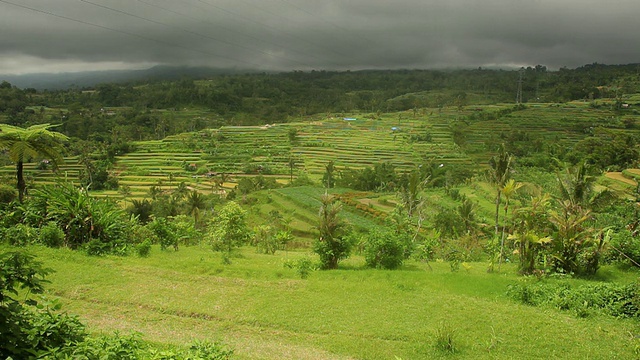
[0,0,639,74]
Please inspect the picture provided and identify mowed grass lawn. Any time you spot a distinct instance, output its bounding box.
[7,245,640,359]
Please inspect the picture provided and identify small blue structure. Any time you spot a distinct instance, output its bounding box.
[343,117,357,121]
[391,127,399,131]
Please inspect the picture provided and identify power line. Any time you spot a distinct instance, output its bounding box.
[233,0,354,60]
[168,0,327,67]
[79,0,268,64]
[134,0,311,68]
[0,0,259,67]
[195,0,347,67]
[277,0,377,47]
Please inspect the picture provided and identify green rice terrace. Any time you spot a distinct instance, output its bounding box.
[4,101,638,200]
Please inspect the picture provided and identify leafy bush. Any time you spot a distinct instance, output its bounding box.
[208,201,251,253]
[254,225,276,254]
[30,183,134,254]
[148,217,179,251]
[507,281,640,318]
[608,229,640,268]
[284,256,315,279]
[0,252,86,360]
[0,184,16,205]
[135,239,152,257]
[2,223,38,246]
[313,195,352,269]
[38,222,64,248]
[363,228,407,269]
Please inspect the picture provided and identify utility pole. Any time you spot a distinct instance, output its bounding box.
[516,68,524,104]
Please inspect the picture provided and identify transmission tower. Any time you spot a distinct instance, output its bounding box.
[516,68,524,104]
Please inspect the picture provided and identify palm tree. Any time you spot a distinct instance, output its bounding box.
[489,144,512,236]
[498,179,523,271]
[0,124,68,202]
[556,162,613,211]
[186,190,206,227]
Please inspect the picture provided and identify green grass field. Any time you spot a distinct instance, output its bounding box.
[7,244,639,359]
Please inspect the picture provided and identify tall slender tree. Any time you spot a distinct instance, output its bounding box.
[489,144,513,236]
[498,179,523,270]
[0,124,68,202]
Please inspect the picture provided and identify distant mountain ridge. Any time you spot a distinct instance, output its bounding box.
[0,65,256,90]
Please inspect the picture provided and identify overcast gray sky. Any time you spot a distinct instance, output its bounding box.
[1,0,639,75]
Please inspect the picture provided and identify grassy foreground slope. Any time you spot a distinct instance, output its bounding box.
[14,244,639,360]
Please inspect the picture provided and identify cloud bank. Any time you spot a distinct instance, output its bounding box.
[0,0,638,74]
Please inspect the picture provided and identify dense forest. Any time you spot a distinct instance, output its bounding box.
[2,63,639,141]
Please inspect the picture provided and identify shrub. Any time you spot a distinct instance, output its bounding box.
[148,217,179,251]
[363,228,407,269]
[188,339,234,359]
[507,281,640,318]
[0,252,87,359]
[433,322,457,353]
[208,201,251,253]
[284,256,315,279]
[0,184,16,205]
[608,229,640,268]
[254,225,277,254]
[2,223,38,246]
[38,222,64,248]
[31,183,134,254]
[135,240,152,257]
[313,195,352,269]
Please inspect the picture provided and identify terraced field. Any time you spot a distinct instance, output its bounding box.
[0,157,82,186]
[2,102,639,204]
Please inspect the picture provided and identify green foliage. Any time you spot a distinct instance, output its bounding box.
[284,256,315,279]
[28,183,133,254]
[0,123,69,202]
[186,339,234,360]
[287,127,298,142]
[507,281,640,318]
[172,215,201,247]
[510,231,552,275]
[322,161,336,189]
[548,200,599,275]
[208,201,250,253]
[608,229,640,268]
[78,157,119,191]
[314,194,352,269]
[363,228,407,269]
[338,162,397,191]
[253,225,276,254]
[38,222,64,248]
[128,199,154,224]
[0,184,17,205]
[148,217,179,251]
[433,208,465,238]
[0,251,85,360]
[254,226,291,255]
[2,223,38,246]
[433,322,457,353]
[571,128,639,171]
[236,175,279,195]
[51,332,143,360]
[135,240,152,258]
